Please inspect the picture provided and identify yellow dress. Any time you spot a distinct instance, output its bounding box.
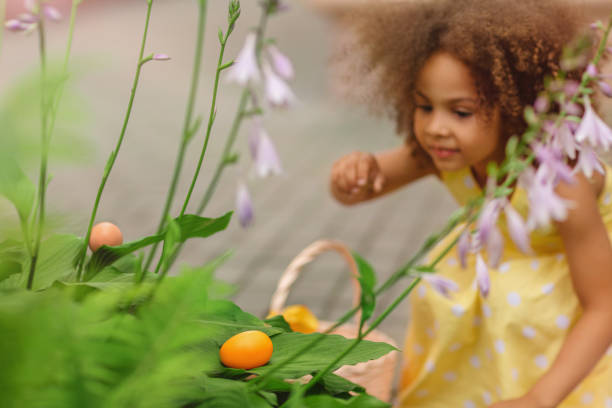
[397,165,612,408]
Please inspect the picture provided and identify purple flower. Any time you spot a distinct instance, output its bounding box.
[5,19,29,32]
[476,253,490,298]
[548,121,578,160]
[266,45,294,80]
[563,80,581,97]
[533,143,574,184]
[598,81,612,98]
[574,97,612,151]
[523,167,574,229]
[236,182,254,228]
[504,204,532,254]
[586,63,598,77]
[255,131,283,177]
[248,117,263,160]
[226,32,261,85]
[486,226,504,268]
[574,145,604,179]
[153,54,171,61]
[421,274,459,298]
[263,62,296,108]
[477,198,503,244]
[18,13,38,24]
[43,4,61,21]
[457,230,470,268]
[564,102,582,116]
[534,96,549,114]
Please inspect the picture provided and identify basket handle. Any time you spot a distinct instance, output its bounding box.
[269,239,362,325]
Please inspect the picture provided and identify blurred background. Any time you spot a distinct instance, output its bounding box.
[1,0,611,347]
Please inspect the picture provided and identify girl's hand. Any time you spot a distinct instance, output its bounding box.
[330,151,386,204]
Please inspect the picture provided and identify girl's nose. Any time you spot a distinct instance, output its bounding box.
[426,112,451,138]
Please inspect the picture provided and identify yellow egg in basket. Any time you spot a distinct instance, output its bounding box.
[268,304,319,334]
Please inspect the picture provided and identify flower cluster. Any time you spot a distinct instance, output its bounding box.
[5,0,61,33]
[463,42,612,298]
[227,0,295,228]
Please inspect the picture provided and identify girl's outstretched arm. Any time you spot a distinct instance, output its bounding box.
[492,171,612,408]
[330,141,437,205]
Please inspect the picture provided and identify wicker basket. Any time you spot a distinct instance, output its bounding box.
[269,239,399,402]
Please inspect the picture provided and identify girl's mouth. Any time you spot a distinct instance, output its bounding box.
[431,146,459,159]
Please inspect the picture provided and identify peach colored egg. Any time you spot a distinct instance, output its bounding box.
[89,222,123,252]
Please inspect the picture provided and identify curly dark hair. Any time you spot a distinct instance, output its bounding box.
[330,0,595,148]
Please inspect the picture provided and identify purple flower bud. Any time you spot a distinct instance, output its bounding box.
[422,274,459,298]
[563,80,580,97]
[486,227,504,268]
[575,96,612,151]
[18,13,38,24]
[476,253,490,298]
[564,102,582,116]
[598,81,612,98]
[153,53,171,61]
[477,199,502,244]
[457,230,470,268]
[263,62,296,108]
[266,45,294,80]
[43,5,62,21]
[607,47,612,55]
[574,145,605,179]
[248,117,263,160]
[534,96,549,114]
[236,182,254,228]
[255,132,283,177]
[504,204,532,253]
[586,63,598,78]
[226,32,261,85]
[5,19,29,32]
[551,122,578,160]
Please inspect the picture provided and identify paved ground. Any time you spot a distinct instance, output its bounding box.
[1,0,611,353]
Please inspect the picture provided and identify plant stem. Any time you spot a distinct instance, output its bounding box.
[177,22,235,218]
[143,0,208,272]
[0,0,5,59]
[27,12,48,290]
[196,89,249,215]
[76,0,154,281]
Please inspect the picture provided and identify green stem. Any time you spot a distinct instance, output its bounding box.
[196,89,250,215]
[76,0,154,281]
[0,0,5,59]
[143,0,208,272]
[178,22,235,218]
[27,13,48,290]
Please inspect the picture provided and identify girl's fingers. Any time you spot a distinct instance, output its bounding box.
[356,156,370,187]
[373,173,385,193]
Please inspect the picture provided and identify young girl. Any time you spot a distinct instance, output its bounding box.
[329,1,612,406]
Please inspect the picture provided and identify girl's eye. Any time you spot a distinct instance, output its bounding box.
[455,110,472,118]
[417,105,432,112]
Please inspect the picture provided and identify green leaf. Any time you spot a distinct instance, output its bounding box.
[85,212,232,280]
[22,234,82,290]
[198,299,286,342]
[0,155,35,223]
[264,314,293,332]
[352,252,376,327]
[320,373,365,395]
[302,394,390,408]
[248,332,396,379]
[198,377,271,408]
[505,136,519,157]
[159,217,181,272]
[0,240,26,282]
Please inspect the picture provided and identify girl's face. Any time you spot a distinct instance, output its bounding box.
[413,52,504,184]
